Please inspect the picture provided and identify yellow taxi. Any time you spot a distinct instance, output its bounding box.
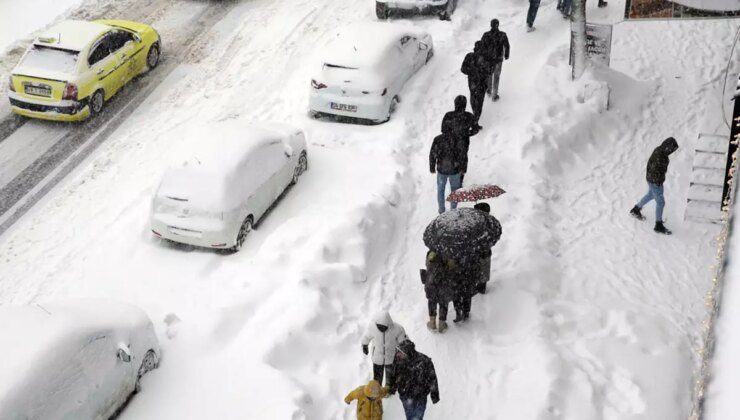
[8,20,161,122]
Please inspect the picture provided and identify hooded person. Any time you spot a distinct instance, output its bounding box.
[460,42,488,124]
[344,379,390,420]
[361,311,407,387]
[440,95,480,185]
[630,137,679,235]
[390,340,440,420]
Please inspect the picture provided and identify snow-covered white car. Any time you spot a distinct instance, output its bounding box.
[151,122,308,252]
[376,0,458,20]
[0,300,160,420]
[309,23,433,124]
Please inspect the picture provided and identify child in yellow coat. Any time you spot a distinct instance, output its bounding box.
[344,379,390,420]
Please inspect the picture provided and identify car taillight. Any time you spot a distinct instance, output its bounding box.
[62,83,77,100]
[311,79,327,89]
[381,88,387,96]
[8,76,15,92]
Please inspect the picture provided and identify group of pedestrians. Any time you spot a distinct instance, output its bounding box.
[346,311,440,420]
[529,0,608,31]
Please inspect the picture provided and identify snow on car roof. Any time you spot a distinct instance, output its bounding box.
[157,121,294,210]
[0,300,150,402]
[34,20,110,52]
[321,22,423,69]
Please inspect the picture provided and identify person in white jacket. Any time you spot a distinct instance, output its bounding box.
[361,311,407,388]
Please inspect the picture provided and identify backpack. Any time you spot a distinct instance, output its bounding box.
[461,52,476,76]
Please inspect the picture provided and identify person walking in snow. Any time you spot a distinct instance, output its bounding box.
[344,379,390,420]
[429,132,467,214]
[423,250,458,333]
[629,137,679,235]
[473,202,493,294]
[452,259,479,323]
[480,19,510,101]
[390,340,440,420]
[441,95,480,185]
[362,311,407,387]
[526,0,541,32]
[461,42,488,124]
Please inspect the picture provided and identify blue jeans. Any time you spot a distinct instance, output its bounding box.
[527,0,540,27]
[401,397,428,420]
[437,173,462,213]
[636,182,665,221]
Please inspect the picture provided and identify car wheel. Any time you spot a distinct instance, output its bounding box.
[389,95,400,114]
[232,216,253,252]
[89,90,105,115]
[376,1,389,19]
[291,152,308,184]
[147,42,160,70]
[135,350,159,393]
[426,48,434,63]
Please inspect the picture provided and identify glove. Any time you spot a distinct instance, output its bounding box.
[430,168,436,174]
[431,394,440,404]
[362,344,368,355]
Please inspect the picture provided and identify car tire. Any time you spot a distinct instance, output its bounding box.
[135,350,159,393]
[89,90,105,115]
[231,216,253,252]
[376,1,389,19]
[146,42,160,70]
[426,48,434,63]
[291,152,308,185]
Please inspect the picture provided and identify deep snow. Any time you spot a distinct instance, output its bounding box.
[0,0,737,419]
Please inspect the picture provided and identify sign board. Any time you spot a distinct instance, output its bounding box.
[569,23,613,68]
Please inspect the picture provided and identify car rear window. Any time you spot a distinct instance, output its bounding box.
[20,46,79,74]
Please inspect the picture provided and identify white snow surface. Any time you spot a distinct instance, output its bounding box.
[0,0,89,53]
[0,0,736,419]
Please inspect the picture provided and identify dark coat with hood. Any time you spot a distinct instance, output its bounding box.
[429,132,468,175]
[646,137,679,186]
[461,42,489,82]
[392,340,440,403]
[441,96,480,152]
[425,250,458,305]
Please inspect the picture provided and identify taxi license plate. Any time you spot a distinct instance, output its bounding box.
[330,102,357,112]
[24,85,52,97]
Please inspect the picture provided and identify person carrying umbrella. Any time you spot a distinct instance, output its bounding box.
[424,207,502,322]
[473,202,493,294]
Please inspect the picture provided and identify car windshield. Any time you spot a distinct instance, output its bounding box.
[20,45,79,74]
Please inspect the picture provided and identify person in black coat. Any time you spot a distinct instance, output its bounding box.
[424,250,459,333]
[441,95,480,185]
[390,340,440,420]
[452,257,480,323]
[461,42,489,125]
[429,133,467,214]
[630,137,679,235]
[480,19,509,101]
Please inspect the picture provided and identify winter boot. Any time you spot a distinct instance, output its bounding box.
[598,0,608,7]
[426,316,437,331]
[629,205,645,221]
[526,26,536,33]
[654,221,672,235]
[438,321,448,333]
[493,94,500,102]
[453,312,465,323]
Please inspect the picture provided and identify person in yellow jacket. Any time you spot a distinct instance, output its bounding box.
[344,379,390,420]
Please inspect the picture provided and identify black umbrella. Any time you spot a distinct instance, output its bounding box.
[423,208,502,262]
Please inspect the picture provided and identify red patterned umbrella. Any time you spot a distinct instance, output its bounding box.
[446,184,506,203]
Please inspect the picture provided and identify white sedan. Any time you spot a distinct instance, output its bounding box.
[376,0,458,20]
[309,23,433,124]
[151,122,308,252]
[0,300,160,420]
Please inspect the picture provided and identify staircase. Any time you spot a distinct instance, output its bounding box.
[685,133,729,224]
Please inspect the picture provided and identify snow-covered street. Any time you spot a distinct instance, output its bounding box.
[0,0,737,418]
